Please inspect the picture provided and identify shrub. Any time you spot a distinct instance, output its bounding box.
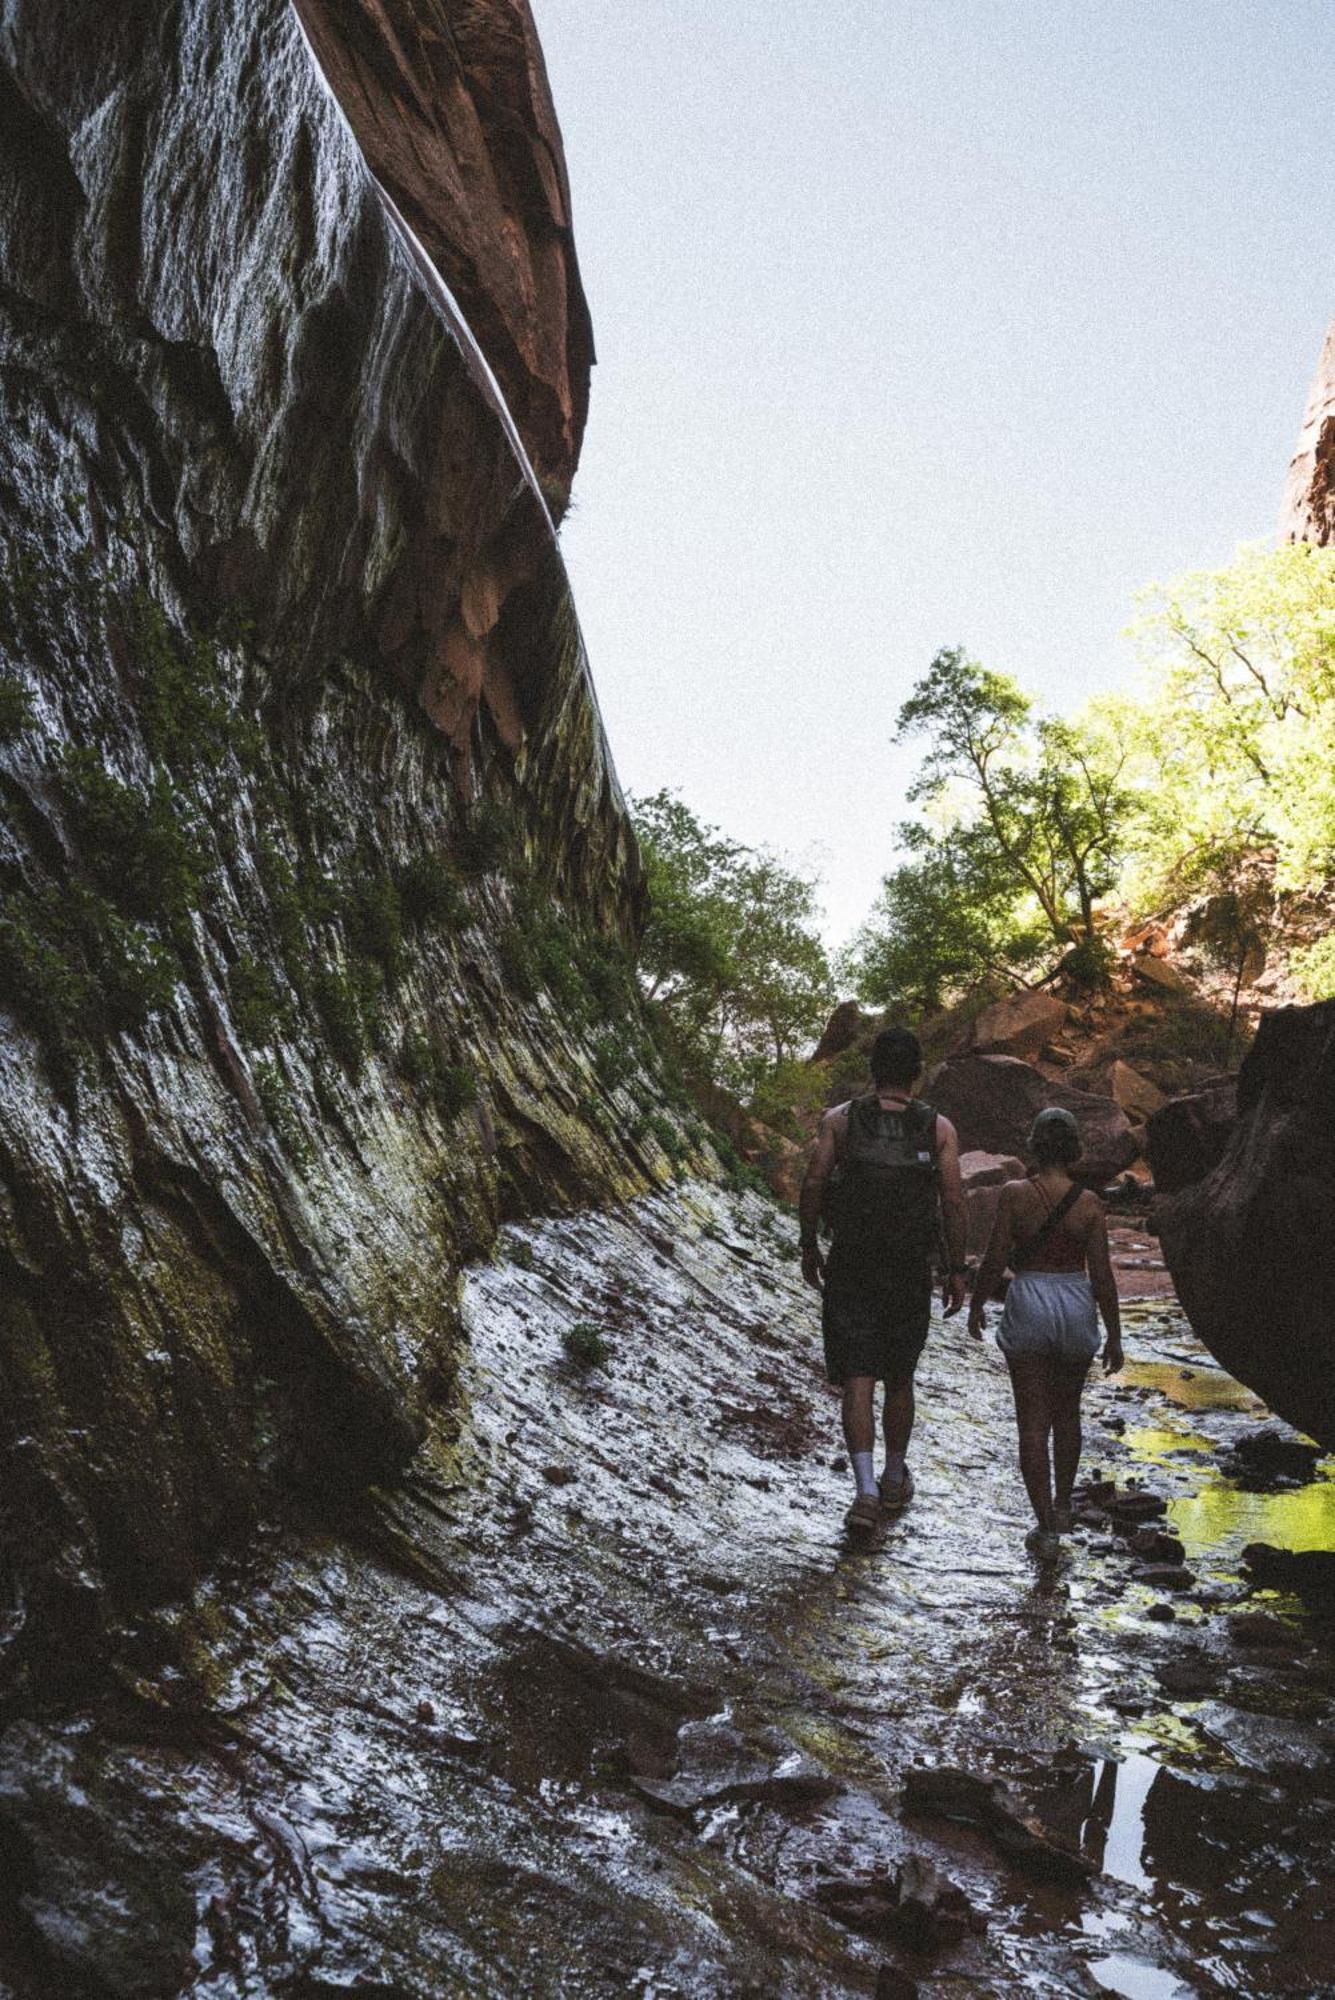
[230,953,289,1045]
[456,799,518,875]
[396,852,466,931]
[59,747,206,944]
[313,964,370,1072]
[398,1029,477,1122]
[563,1320,610,1368]
[0,675,33,743]
[345,865,403,977]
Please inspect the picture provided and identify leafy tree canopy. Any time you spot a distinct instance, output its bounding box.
[632,790,833,1098]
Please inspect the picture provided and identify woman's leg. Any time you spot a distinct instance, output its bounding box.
[1049,1359,1091,1522]
[1005,1354,1055,1529]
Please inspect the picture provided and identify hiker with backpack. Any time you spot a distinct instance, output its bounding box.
[967,1106,1124,1554]
[798,1027,968,1534]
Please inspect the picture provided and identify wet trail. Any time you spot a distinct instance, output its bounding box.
[2,1182,1332,1996]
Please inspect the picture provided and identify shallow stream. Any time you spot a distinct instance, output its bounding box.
[1,1183,1331,1996]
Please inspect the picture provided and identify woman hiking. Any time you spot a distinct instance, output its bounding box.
[967,1106,1124,1554]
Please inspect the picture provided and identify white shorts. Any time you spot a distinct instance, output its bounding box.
[997,1271,1099,1365]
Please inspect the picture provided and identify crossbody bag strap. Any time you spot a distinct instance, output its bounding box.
[1014,1181,1082,1260]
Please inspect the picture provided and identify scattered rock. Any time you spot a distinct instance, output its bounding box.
[541,1464,577,1486]
[1133,956,1191,995]
[633,1720,841,1819]
[1146,1080,1237,1195]
[1155,1652,1220,1697]
[960,991,1070,1061]
[1134,1565,1196,1593]
[959,1150,1028,1190]
[1109,1490,1168,1525]
[929,1056,1139,1182]
[1227,1612,1298,1652]
[1130,1527,1187,1564]
[1243,1543,1335,1600]
[810,999,867,1065]
[1109,1060,1167,1124]
[414,1698,436,1724]
[1223,1427,1321,1488]
[1146,1603,1176,1623]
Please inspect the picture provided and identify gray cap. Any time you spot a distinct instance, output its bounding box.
[1027,1105,1080,1148]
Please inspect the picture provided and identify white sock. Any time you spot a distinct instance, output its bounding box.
[852,1451,877,1498]
[883,1449,906,1484]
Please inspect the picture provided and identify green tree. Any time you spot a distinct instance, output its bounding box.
[874,648,1131,990]
[1122,540,1335,902]
[632,790,833,1097]
[842,820,1047,1010]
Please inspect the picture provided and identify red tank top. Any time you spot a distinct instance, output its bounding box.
[1011,1184,1087,1273]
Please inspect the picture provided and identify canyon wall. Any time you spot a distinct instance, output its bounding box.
[0,0,692,1665]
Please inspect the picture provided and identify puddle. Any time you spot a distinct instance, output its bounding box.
[1089,1748,1160,1889]
[1087,1948,1190,1998]
[1171,1478,1335,1563]
[1118,1360,1264,1413]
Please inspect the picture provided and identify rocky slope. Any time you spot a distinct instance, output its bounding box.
[0,0,694,1670]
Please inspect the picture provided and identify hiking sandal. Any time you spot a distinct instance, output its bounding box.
[878,1466,914,1511]
[844,1493,881,1534]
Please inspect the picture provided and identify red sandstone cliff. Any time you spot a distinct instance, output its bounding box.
[1279,320,1335,546]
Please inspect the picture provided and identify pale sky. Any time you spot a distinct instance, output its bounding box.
[536,0,1334,945]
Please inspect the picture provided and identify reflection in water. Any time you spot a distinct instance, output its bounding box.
[1118,1359,1264,1413]
[1086,1947,1190,1999]
[1171,1476,1335,1561]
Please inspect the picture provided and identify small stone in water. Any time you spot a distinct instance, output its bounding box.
[1146,1602,1176,1622]
[415,1699,435,1723]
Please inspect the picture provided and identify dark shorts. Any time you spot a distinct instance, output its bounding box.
[822,1250,933,1387]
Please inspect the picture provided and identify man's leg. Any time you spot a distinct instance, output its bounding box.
[841,1376,878,1498]
[882,1375,914,1485]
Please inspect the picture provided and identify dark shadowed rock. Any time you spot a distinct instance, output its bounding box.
[1146,1082,1237,1194]
[1222,1427,1320,1488]
[1154,1003,1335,1447]
[810,999,866,1065]
[928,1057,1139,1182]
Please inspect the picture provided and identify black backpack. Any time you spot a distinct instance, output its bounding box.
[823,1094,940,1255]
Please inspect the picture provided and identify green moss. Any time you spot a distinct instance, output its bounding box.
[396,852,466,932]
[229,954,289,1045]
[398,1029,477,1122]
[0,674,34,743]
[645,1110,687,1162]
[0,880,176,1084]
[590,1025,637,1091]
[313,964,370,1072]
[59,747,206,947]
[563,1320,610,1368]
[125,591,235,772]
[456,798,519,876]
[345,864,403,978]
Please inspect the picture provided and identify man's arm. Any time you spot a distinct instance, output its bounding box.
[935,1115,968,1316]
[798,1108,841,1289]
